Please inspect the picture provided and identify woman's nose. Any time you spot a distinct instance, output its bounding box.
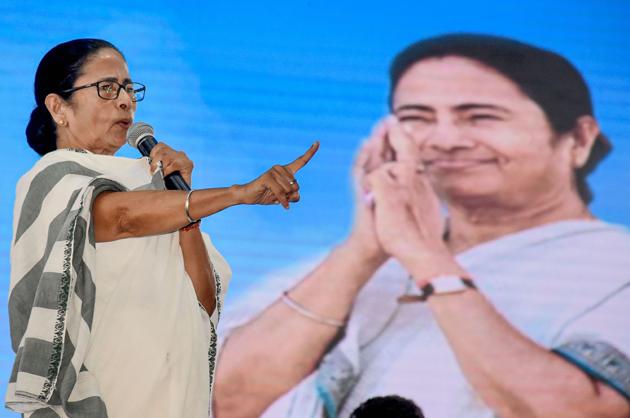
[117,89,133,110]
[423,120,475,151]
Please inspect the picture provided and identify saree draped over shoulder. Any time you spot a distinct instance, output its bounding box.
[6,149,231,418]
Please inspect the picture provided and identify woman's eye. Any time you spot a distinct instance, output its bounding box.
[99,83,114,93]
[470,114,501,121]
[398,115,433,123]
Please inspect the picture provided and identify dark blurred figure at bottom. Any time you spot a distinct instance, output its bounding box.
[350,396,425,418]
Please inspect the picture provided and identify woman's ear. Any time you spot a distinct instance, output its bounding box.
[44,93,69,127]
[570,115,600,169]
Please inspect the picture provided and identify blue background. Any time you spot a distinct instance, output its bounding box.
[1,1,629,414]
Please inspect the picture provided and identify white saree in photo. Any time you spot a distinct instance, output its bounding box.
[218,220,630,418]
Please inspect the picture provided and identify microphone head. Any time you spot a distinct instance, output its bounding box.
[126,122,154,148]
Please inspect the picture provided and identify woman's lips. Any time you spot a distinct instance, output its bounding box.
[425,158,496,169]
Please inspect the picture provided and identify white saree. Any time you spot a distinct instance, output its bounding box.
[6,149,231,418]
[219,219,630,418]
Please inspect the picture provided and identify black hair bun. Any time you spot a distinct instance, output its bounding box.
[26,106,57,156]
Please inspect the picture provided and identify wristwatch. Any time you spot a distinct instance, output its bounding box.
[398,275,476,303]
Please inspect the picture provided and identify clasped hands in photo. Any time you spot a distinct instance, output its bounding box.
[351,116,467,285]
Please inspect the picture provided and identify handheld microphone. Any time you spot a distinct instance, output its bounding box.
[126,122,191,191]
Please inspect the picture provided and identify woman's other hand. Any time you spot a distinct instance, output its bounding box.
[366,118,465,280]
[345,118,393,263]
[367,161,443,257]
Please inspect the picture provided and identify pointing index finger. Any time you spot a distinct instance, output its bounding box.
[286,141,320,174]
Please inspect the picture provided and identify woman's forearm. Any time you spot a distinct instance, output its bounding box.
[92,186,243,242]
[428,289,628,417]
[213,242,387,418]
[179,227,216,314]
[403,256,629,417]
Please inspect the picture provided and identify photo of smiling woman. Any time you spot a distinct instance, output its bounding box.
[214,34,630,418]
[5,39,317,417]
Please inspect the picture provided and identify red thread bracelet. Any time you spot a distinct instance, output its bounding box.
[180,221,201,232]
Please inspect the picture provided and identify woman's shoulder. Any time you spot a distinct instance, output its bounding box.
[23,148,94,173]
[17,149,100,188]
[18,149,151,191]
[582,219,630,249]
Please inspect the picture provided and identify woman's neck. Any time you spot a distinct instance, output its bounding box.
[56,133,116,155]
[445,190,593,254]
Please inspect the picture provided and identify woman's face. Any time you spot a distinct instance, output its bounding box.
[60,48,135,155]
[392,56,578,207]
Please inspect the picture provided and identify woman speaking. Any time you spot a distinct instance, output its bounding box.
[5,38,318,417]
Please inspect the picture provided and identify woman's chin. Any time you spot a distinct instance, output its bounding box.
[114,133,128,148]
[440,183,500,204]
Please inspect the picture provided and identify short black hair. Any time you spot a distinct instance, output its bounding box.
[26,38,123,156]
[350,395,425,418]
[389,33,611,204]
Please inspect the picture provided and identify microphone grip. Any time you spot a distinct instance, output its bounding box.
[137,136,157,157]
[137,136,191,191]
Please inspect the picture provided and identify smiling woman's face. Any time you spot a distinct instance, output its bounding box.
[58,48,135,155]
[392,56,576,206]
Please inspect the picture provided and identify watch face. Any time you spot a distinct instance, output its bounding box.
[431,275,471,293]
[399,275,475,303]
